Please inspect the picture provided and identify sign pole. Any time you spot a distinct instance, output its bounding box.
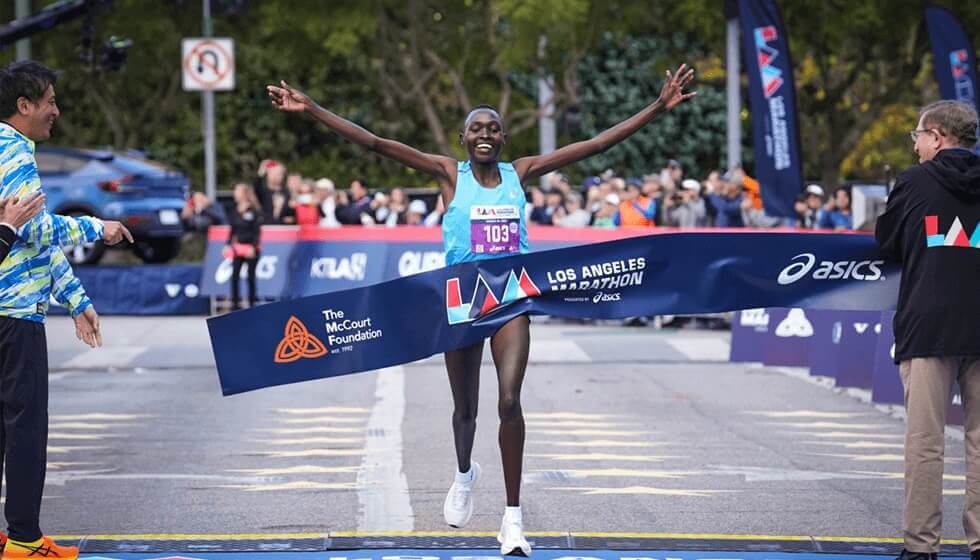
[202,0,216,202]
[15,0,31,61]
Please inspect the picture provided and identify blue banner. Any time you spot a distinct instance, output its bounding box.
[208,231,899,396]
[50,264,209,316]
[738,0,804,218]
[201,236,296,300]
[925,4,979,113]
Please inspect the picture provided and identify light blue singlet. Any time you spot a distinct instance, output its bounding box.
[442,161,529,266]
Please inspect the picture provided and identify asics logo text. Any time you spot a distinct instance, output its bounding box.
[777,253,884,285]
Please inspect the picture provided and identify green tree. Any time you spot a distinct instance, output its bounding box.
[571,32,729,180]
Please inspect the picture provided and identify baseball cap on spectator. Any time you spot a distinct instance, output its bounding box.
[667,159,681,169]
[315,178,335,191]
[681,179,701,191]
[582,176,601,189]
[604,193,620,205]
[600,168,616,180]
[805,184,825,197]
[409,199,427,214]
[626,177,643,188]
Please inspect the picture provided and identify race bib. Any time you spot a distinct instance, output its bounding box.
[470,205,520,255]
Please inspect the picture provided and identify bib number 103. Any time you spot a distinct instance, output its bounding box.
[482,223,510,243]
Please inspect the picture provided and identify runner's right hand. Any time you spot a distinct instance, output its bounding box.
[268,80,311,113]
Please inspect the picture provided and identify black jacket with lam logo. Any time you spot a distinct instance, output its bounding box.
[875,147,980,362]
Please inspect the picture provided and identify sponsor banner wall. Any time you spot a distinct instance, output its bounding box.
[729,308,771,363]
[832,310,881,389]
[208,230,899,395]
[871,311,902,405]
[202,225,691,298]
[288,242,386,297]
[806,310,842,378]
[201,226,298,299]
[761,307,812,367]
[49,264,209,315]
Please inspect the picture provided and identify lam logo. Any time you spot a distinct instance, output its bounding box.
[754,25,783,98]
[950,49,976,104]
[446,268,541,325]
[274,316,328,363]
[925,215,980,249]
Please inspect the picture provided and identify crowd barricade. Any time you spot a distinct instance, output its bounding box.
[201,225,660,300]
[761,307,813,368]
[730,308,964,426]
[49,264,209,316]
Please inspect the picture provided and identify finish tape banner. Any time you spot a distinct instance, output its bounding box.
[208,231,899,396]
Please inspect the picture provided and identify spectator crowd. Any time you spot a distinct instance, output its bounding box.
[181,157,856,233]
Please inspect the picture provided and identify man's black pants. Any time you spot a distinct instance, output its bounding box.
[0,316,48,541]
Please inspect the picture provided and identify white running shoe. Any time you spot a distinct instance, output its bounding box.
[497,509,532,556]
[443,461,481,528]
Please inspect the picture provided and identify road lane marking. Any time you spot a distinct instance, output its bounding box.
[357,366,413,531]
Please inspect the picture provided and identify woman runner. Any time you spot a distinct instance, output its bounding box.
[267,63,696,555]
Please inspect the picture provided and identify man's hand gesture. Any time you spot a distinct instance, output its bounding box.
[103,221,134,245]
[74,306,102,348]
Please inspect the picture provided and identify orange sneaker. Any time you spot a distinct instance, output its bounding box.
[1,536,77,559]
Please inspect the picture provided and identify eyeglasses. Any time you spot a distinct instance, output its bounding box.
[910,128,939,142]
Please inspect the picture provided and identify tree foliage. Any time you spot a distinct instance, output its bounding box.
[572,32,730,179]
[2,0,979,192]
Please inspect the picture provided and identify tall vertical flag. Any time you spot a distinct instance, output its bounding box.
[738,0,804,218]
[925,5,979,116]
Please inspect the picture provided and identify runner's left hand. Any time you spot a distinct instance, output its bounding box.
[658,63,697,110]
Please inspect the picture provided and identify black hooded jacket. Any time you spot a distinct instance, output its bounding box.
[876,148,980,361]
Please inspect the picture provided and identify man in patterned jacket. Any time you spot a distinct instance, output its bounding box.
[0,61,132,560]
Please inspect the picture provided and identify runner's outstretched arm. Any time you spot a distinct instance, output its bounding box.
[267,81,456,185]
[513,63,697,183]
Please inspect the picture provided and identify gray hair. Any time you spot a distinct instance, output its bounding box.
[920,100,979,147]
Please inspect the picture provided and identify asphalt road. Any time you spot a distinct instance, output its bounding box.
[17,316,967,541]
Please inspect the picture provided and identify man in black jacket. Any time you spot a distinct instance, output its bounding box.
[876,99,980,560]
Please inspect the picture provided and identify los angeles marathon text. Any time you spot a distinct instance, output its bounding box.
[546,257,646,291]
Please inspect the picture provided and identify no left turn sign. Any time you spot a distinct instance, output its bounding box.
[182,38,235,91]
